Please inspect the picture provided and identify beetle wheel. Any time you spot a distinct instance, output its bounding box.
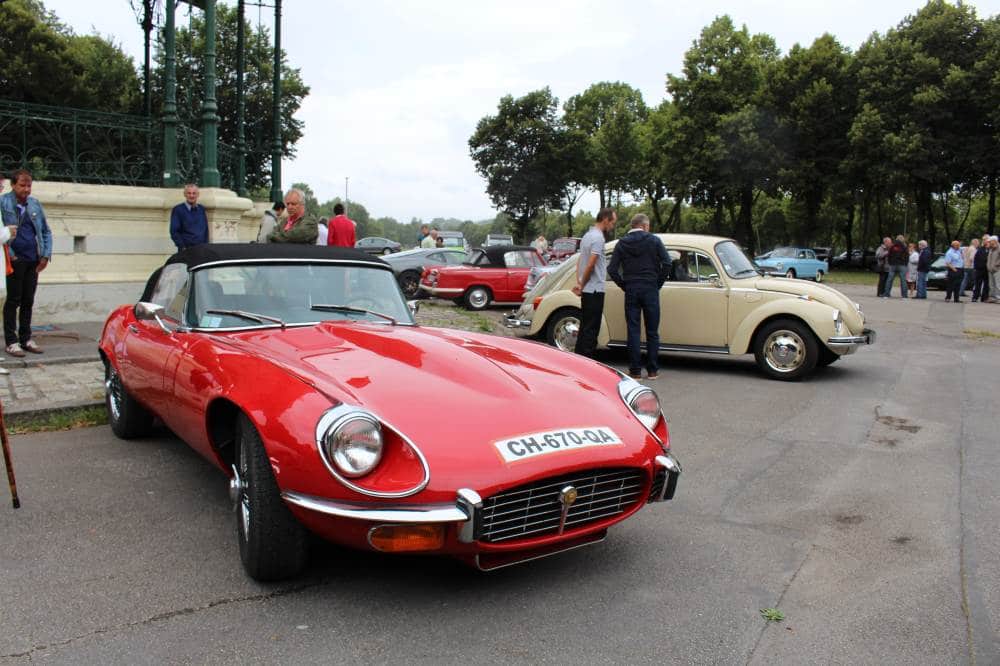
[546,307,582,352]
[233,413,308,581]
[105,361,154,439]
[464,286,491,310]
[753,319,818,381]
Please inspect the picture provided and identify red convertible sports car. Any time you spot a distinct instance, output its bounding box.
[99,244,680,581]
[420,244,546,310]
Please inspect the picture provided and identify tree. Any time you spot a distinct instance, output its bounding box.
[153,3,309,191]
[469,88,570,243]
[564,82,648,208]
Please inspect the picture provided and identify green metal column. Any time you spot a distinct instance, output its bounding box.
[200,0,221,187]
[162,0,179,186]
[234,0,247,196]
[269,0,283,204]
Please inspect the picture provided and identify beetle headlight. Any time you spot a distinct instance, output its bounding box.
[319,410,383,478]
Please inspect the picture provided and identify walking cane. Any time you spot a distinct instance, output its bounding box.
[0,399,20,509]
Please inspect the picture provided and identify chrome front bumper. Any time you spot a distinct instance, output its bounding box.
[827,327,876,354]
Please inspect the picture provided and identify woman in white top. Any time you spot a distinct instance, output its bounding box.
[906,242,919,299]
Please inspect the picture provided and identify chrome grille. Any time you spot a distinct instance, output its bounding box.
[480,468,645,543]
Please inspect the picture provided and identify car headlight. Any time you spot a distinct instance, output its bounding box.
[317,408,384,478]
[618,377,663,432]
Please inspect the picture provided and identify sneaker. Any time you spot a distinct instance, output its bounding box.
[5,343,25,357]
[23,339,43,354]
[647,372,659,380]
[628,371,643,380]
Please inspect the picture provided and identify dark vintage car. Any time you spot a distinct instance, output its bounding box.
[381,247,467,298]
[99,244,680,581]
[831,249,877,271]
[420,245,547,310]
[355,236,402,255]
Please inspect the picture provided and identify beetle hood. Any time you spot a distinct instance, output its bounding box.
[753,278,864,328]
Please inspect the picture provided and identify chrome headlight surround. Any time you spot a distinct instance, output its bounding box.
[832,309,844,335]
[617,376,664,441]
[316,405,384,479]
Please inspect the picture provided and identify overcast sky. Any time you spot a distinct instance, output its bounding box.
[40,0,1000,222]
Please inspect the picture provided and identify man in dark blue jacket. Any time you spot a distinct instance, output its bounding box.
[608,214,671,380]
[169,183,209,250]
[915,240,932,299]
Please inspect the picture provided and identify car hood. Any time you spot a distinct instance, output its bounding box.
[219,323,652,484]
[752,277,864,327]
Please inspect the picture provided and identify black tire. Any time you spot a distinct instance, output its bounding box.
[814,270,824,283]
[234,413,308,581]
[463,286,492,311]
[784,268,796,279]
[399,270,422,299]
[816,346,840,367]
[382,247,392,255]
[105,361,154,439]
[753,319,818,381]
[546,307,583,352]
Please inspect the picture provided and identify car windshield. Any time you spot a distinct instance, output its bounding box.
[188,263,414,329]
[770,247,797,258]
[715,241,761,278]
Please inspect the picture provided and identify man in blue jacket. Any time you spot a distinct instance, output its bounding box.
[169,183,209,250]
[1,169,53,357]
[608,214,671,380]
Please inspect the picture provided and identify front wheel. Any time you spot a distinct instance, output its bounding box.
[814,270,824,283]
[753,319,818,381]
[382,247,392,255]
[784,268,796,279]
[105,362,154,439]
[233,413,308,581]
[816,346,840,367]
[546,307,582,352]
[463,286,491,310]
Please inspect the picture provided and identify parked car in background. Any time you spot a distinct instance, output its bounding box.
[507,234,875,381]
[100,243,680,580]
[437,230,469,251]
[926,254,949,290]
[382,247,468,298]
[547,237,581,263]
[421,245,547,310]
[355,236,402,255]
[755,247,829,281]
[812,247,832,263]
[830,249,877,271]
[484,233,513,247]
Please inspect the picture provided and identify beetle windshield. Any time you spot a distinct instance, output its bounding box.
[189,262,414,329]
[715,241,761,279]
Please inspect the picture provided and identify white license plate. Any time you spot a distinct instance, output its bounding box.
[494,427,623,463]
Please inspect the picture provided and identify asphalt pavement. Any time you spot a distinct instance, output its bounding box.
[1,283,999,664]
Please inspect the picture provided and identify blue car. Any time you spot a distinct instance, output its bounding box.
[755,247,829,282]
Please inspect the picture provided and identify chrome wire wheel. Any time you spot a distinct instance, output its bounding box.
[399,272,420,298]
[105,366,123,422]
[236,452,251,542]
[762,329,806,374]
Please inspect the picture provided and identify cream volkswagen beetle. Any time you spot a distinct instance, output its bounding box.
[506,234,875,381]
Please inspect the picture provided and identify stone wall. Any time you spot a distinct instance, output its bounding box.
[23,181,268,323]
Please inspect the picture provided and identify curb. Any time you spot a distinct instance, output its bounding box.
[4,399,105,428]
[3,354,101,369]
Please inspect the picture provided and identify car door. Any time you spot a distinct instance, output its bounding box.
[500,250,538,301]
[120,263,189,414]
[660,248,728,348]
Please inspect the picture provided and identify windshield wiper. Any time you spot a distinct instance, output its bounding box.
[310,304,397,325]
[204,309,286,328]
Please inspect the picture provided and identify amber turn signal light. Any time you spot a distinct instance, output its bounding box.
[532,296,544,310]
[369,524,445,552]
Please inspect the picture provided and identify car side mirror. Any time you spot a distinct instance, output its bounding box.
[135,301,173,334]
[709,276,723,288]
[407,300,420,316]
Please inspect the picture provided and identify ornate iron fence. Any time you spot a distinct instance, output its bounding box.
[0,100,236,189]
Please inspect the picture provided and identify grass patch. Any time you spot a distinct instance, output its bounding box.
[964,328,1000,340]
[759,608,785,622]
[822,270,878,286]
[7,405,107,435]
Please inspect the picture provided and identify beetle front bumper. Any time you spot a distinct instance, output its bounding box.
[826,327,876,354]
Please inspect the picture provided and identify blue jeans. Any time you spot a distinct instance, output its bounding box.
[624,284,661,375]
[883,265,907,297]
[916,271,928,298]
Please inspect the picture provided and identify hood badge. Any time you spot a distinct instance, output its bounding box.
[558,485,578,534]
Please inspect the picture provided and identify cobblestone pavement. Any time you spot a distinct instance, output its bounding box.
[0,361,105,416]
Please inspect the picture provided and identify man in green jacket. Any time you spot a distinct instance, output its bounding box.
[268,188,318,244]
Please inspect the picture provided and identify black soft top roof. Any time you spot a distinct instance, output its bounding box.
[468,244,538,267]
[165,243,385,269]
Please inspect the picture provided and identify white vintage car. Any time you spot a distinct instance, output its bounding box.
[505,234,875,381]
